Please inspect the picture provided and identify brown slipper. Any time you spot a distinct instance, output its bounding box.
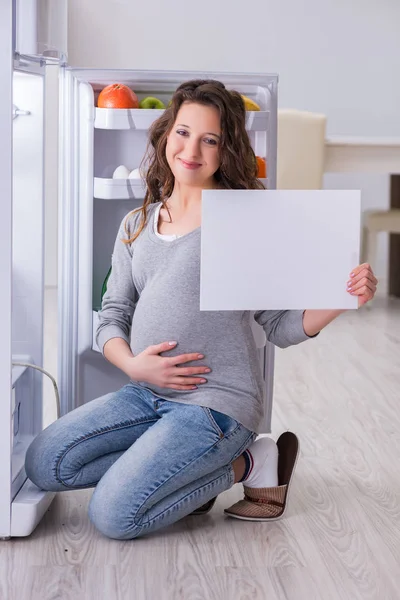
[224,431,299,521]
[190,496,217,515]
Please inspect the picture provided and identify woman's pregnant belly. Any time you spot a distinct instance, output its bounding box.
[130,282,242,358]
[130,281,262,399]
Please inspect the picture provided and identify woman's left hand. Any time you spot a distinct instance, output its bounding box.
[347,263,378,307]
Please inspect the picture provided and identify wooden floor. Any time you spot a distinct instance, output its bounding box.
[2,291,400,600]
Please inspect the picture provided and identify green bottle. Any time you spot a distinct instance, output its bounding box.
[101,266,112,305]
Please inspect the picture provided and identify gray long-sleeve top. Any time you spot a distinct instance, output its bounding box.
[96,202,316,433]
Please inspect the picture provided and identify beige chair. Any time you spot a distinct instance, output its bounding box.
[361,210,400,268]
[277,109,327,189]
[277,110,398,281]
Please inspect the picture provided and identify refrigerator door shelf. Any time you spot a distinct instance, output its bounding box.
[11,479,56,537]
[93,177,269,200]
[94,177,146,200]
[94,107,269,132]
[14,0,68,62]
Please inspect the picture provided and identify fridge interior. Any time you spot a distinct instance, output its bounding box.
[60,68,277,428]
[90,75,274,328]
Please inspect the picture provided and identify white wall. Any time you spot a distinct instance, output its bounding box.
[44,0,400,288]
[68,0,400,139]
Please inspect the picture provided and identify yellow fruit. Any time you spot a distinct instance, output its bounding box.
[241,95,261,111]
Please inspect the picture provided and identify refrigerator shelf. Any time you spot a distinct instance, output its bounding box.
[94,107,269,132]
[94,177,146,200]
[94,177,269,200]
[95,108,164,130]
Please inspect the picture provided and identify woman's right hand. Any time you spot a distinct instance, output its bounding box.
[126,341,211,390]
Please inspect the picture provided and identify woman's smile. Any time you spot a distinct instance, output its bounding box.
[179,158,202,170]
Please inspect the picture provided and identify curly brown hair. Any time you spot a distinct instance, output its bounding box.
[123,79,265,244]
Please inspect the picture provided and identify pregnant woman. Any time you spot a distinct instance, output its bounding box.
[25,79,377,539]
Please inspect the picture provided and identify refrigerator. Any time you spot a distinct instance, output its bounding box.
[2,0,279,538]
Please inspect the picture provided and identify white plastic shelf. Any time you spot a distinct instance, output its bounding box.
[95,107,269,132]
[94,177,146,200]
[95,108,164,130]
[11,479,56,537]
[94,177,268,200]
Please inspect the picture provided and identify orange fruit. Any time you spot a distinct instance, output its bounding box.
[256,156,267,178]
[97,84,139,109]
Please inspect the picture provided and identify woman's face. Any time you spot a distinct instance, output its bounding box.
[165,102,221,189]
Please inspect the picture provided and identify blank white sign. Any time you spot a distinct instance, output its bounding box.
[200,190,360,311]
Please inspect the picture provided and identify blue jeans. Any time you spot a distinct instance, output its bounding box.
[25,382,256,540]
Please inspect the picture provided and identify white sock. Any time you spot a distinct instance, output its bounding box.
[242,437,279,488]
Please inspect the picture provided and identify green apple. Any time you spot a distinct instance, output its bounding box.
[139,96,165,109]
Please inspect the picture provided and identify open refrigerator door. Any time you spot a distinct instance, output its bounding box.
[9,54,58,538]
[0,0,67,539]
[58,68,278,433]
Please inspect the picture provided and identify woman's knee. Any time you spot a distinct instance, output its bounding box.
[88,482,143,540]
[25,427,65,491]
